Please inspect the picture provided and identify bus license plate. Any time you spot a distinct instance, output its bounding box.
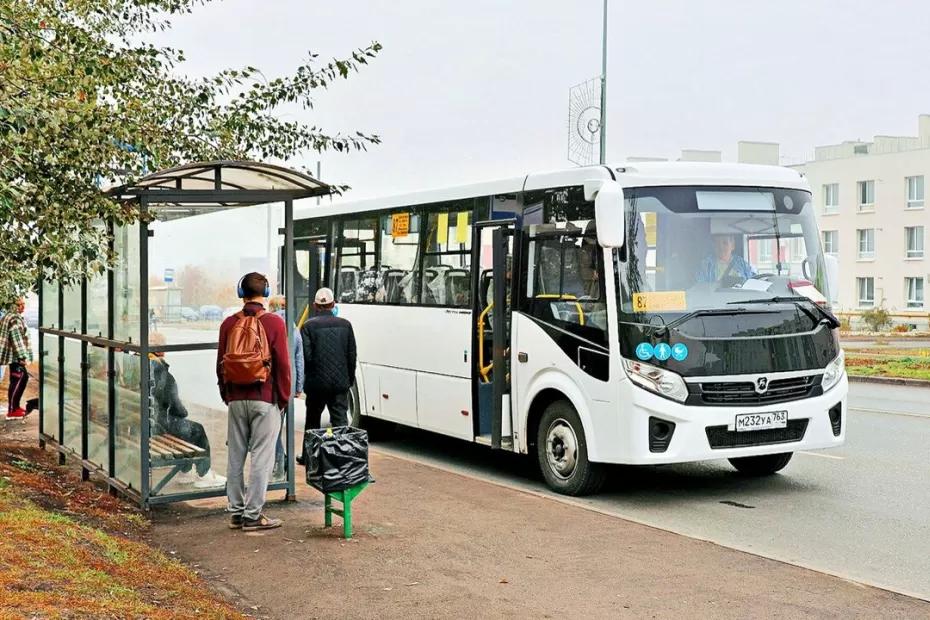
[735,411,787,432]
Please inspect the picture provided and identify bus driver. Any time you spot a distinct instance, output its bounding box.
[695,233,756,284]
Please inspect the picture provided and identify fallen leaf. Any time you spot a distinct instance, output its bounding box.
[499,578,509,584]
[383,587,393,591]
[405,582,419,586]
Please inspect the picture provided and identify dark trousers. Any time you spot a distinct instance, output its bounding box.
[305,390,350,431]
[166,418,211,476]
[8,363,28,412]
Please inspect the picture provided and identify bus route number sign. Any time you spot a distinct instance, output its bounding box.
[632,291,687,313]
[392,213,410,238]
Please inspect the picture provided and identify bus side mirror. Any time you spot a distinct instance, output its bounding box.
[586,180,625,248]
[824,253,839,304]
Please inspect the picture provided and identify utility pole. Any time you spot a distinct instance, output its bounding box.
[599,0,608,165]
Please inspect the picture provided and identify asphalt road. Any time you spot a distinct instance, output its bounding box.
[371,381,930,601]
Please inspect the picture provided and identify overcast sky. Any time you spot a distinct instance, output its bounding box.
[150,0,930,200]
[144,0,930,279]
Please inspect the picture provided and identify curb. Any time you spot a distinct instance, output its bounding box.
[848,374,930,388]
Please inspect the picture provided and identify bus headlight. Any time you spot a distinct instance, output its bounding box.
[622,358,689,403]
[821,350,845,393]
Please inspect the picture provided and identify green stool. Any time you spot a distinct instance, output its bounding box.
[323,481,370,539]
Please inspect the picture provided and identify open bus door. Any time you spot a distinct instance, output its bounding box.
[292,236,329,325]
[473,220,516,450]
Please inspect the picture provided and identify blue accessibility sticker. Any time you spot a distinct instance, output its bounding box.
[635,342,654,361]
[332,305,339,316]
[671,342,689,362]
[654,343,672,361]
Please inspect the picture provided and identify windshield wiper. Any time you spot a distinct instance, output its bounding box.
[728,296,841,329]
[654,307,755,337]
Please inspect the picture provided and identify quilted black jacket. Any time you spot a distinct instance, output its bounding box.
[300,311,357,393]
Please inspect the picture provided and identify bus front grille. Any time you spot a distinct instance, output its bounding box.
[705,418,809,449]
[694,375,821,406]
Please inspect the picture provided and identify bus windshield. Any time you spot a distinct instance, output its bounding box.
[616,186,830,329]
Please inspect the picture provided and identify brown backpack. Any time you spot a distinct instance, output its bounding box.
[222,310,271,385]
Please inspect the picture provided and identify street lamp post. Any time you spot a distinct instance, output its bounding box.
[599,0,608,165]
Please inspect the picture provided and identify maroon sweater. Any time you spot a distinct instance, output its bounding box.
[217,302,292,409]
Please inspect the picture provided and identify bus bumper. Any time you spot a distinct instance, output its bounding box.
[598,373,848,465]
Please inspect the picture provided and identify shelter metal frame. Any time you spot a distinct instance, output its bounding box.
[38,161,331,509]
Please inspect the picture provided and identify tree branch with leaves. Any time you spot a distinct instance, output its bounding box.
[0,0,381,306]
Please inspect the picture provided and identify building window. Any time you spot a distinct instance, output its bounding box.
[857,180,875,211]
[822,230,838,256]
[822,183,839,213]
[857,277,875,307]
[907,176,924,209]
[906,277,925,308]
[857,228,875,259]
[906,226,924,259]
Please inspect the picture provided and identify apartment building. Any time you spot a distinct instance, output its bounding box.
[795,115,930,323]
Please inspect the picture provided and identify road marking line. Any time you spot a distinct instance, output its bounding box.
[798,451,845,460]
[849,407,930,420]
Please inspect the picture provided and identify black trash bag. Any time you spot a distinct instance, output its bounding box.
[304,426,370,493]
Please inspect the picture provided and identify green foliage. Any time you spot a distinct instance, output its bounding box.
[861,303,893,332]
[0,0,381,305]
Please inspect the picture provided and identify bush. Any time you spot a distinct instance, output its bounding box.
[839,315,852,332]
[893,324,911,333]
[861,303,893,332]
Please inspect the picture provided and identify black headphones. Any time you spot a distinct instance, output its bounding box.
[237,274,271,299]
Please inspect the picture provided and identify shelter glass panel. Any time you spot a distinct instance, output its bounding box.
[61,338,83,453]
[114,223,142,344]
[87,345,109,470]
[147,350,230,497]
[87,271,109,337]
[41,280,59,329]
[41,336,60,440]
[147,206,281,344]
[114,351,142,491]
[62,283,81,333]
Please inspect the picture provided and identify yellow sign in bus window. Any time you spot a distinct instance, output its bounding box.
[436,212,449,244]
[392,213,410,238]
[455,212,469,244]
[632,291,687,313]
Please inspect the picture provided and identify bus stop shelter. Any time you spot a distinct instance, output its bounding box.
[38,160,331,508]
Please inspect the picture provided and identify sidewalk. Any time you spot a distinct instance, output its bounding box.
[150,451,929,619]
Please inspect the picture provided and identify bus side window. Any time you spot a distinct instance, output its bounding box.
[422,202,473,308]
[336,217,377,303]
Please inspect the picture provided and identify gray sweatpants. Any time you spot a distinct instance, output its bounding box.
[227,400,280,520]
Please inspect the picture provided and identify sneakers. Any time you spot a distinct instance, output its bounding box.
[193,470,227,489]
[228,513,244,529]
[242,514,283,531]
[173,470,198,485]
[6,408,27,420]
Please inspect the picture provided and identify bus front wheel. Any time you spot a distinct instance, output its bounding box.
[536,400,605,496]
[728,452,793,476]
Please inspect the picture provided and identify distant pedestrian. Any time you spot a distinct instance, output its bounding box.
[268,295,304,478]
[217,273,291,532]
[0,298,33,419]
[149,308,159,333]
[298,287,357,464]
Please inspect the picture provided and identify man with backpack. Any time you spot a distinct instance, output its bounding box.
[217,273,291,532]
[297,287,357,464]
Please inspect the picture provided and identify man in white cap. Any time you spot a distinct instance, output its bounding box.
[297,287,357,463]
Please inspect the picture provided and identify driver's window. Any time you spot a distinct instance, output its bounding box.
[522,186,608,339]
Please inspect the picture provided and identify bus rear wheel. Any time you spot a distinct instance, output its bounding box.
[536,400,605,496]
[728,452,793,476]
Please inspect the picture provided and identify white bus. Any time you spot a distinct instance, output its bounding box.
[292,162,847,495]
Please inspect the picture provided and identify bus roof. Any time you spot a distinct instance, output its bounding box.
[294,162,810,220]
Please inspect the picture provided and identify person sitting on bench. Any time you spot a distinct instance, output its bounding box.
[149,333,225,489]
